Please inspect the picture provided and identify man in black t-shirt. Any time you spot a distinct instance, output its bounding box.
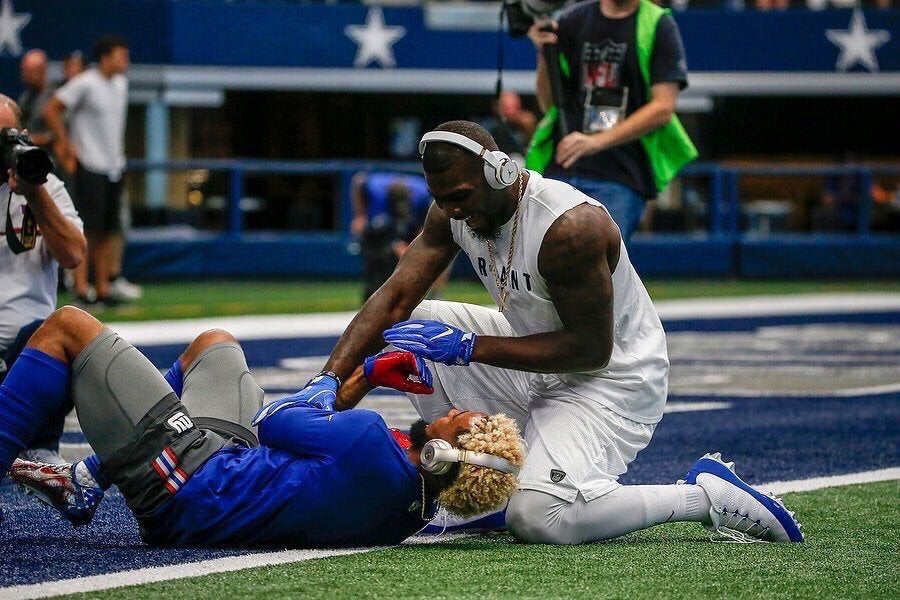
[528,0,690,240]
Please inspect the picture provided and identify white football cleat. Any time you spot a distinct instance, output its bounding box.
[110,276,143,302]
[680,452,803,543]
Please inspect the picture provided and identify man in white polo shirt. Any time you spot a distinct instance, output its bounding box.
[0,94,85,464]
[45,34,140,307]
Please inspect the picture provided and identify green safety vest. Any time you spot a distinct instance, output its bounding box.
[525,0,698,194]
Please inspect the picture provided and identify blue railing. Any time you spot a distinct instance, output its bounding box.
[126,159,900,239]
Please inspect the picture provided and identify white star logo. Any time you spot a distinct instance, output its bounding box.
[826,9,890,73]
[0,0,30,56]
[344,7,406,69]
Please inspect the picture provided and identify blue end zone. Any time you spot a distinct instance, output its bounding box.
[622,392,900,485]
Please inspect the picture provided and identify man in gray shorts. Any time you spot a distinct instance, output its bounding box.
[0,306,526,546]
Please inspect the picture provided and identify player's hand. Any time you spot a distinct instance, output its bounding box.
[251,372,339,425]
[556,131,606,169]
[364,351,434,394]
[527,18,558,51]
[54,141,77,175]
[6,168,41,198]
[383,320,476,366]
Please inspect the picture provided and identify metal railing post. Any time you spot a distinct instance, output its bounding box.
[336,169,354,233]
[725,169,740,240]
[857,168,873,237]
[227,167,244,236]
[709,167,723,235]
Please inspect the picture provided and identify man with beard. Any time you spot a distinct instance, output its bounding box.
[1,306,525,545]
[319,120,803,545]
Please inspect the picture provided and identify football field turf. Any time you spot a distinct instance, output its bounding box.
[62,278,900,321]
[2,286,896,598]
[71,481,898,600]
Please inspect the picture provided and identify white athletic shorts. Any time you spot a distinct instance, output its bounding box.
[406,300,656,503]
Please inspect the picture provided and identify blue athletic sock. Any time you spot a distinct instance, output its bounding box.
[83,453,111,490]
[164,358,184,397]
[0,348,69,479]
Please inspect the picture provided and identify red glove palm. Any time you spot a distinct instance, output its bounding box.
[364,351,434,394]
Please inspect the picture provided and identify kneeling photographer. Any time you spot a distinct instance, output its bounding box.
[0,94,85,464]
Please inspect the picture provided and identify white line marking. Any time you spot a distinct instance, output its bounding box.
[102,293,900,345]
[759,467,900,495]
[664,401,731,413]
[3,470,896,598]
[672,383,900,398]
[0,535,467,600]
[655,293,900,320]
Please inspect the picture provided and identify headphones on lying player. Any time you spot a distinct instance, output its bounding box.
[420,438,520,476]
[418,131,520,191]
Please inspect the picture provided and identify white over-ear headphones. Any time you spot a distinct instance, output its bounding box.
[418,131,520,190]
[420,438,520,476]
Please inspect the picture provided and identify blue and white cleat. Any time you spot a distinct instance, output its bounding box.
[10,459,104,528]
[680,452,804,543]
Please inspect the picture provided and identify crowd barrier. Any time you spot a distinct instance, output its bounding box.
[124,159,900,279]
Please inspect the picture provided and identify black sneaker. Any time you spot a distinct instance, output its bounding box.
[72,293,97,310]
[95,295,123,309]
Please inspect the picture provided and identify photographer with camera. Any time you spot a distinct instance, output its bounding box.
[0,94,85,464]
[525,0,697,242]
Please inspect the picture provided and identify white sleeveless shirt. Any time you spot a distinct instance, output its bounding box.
[449,171,669,423]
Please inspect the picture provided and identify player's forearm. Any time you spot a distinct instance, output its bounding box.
[596,98,675,151]
[334,365,371,411]
[26,187,85,268]
[472,330,612,373]
[324,283,419,381]
[42,100,69,147]
[535,57,554,113]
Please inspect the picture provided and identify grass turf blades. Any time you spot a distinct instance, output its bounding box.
[66,480,899,599]
[61,278,900,321]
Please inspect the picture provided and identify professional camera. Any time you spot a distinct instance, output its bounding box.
[503,0,569,38]
[0,127,53,185]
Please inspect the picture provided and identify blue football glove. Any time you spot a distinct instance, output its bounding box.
[251,372,339,426]
[382,320,477,366]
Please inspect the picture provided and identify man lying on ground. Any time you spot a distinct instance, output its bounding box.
[1,306,525,546]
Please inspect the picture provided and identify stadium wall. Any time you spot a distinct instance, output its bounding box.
[122,234,900,279]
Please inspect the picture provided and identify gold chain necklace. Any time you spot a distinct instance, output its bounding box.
[486,172,524,312]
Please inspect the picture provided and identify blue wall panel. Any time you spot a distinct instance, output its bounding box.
[629,236,734,276]
[0,3,896,74]
[739,235,900,277]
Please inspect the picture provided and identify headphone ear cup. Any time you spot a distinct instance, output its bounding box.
[484,151,519,189]
[420,439,454,475]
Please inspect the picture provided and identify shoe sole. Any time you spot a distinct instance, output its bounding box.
[684,455,804,543]
[13,470,94,527]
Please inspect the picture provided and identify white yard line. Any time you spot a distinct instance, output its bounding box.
[655,293,900,320]
[3,469,897,599]
[105,293,900,345]
[0,534,467,600]
[759,467,900,495]
[671,382,900,398]
[663,401,732,413]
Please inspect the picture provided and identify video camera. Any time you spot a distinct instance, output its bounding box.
[0,128,52,185]
[503,0,569,38]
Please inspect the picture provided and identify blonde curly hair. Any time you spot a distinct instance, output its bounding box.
[439,413,526,517]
